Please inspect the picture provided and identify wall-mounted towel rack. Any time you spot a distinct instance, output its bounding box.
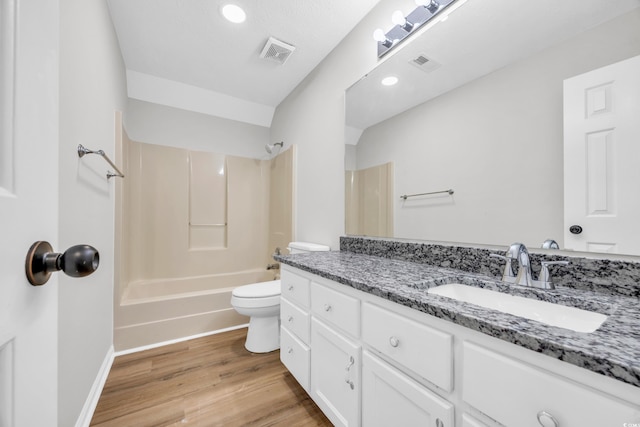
[400,189,454,200]
[77,144,125,179]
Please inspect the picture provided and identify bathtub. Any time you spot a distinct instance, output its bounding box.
[115,269,276,351]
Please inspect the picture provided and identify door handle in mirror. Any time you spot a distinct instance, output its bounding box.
[25,241,99,286]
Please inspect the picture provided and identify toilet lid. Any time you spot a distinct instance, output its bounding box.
[232,280,281,298]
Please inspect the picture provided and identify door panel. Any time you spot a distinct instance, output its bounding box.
[0,0,59,425]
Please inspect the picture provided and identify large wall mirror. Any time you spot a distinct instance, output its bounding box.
[345,0,640,256]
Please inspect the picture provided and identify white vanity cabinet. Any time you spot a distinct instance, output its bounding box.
[280,265,640,427]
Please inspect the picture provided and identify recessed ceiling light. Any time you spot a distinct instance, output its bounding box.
[222,4,246,23]
[381,76,399,86]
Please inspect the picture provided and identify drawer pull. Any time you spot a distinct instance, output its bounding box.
[324,303,332,312]
[435,418,444,427]
[537,411,559,427]
[389,336,400,348]
[287,315,294,323]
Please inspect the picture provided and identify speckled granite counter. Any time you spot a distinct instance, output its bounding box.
[275,250,640,388]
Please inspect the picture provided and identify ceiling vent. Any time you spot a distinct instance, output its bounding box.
[409,54,441,73]
[259,37,296,65]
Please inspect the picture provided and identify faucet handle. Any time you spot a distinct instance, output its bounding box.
[490,253,516,280]
[538,261,569,289]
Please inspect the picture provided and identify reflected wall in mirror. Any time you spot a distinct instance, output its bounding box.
[345,0,640,255]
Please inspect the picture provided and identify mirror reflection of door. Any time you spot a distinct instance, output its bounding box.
[563,55,640,254]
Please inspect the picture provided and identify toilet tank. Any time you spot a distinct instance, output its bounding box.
[287,242,330,254]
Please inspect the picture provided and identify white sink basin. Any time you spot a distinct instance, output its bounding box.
[428,284,607,333]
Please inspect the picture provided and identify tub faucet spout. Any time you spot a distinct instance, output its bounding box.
[266,263,280,270]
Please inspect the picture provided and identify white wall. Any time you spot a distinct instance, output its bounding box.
[355,9,640,248]
[270,0,407,249]
[58,0,127,425]
[126,99,270,158]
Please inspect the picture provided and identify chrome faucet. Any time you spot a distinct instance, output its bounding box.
[491,242,568,289]
[508,242,534,287]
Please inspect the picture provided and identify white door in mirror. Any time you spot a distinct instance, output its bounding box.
[564,54,640,255]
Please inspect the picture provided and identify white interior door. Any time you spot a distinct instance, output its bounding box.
[0,0,59,425]
[563,55,640,254]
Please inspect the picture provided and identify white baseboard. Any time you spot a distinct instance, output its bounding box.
[75,345,115,427]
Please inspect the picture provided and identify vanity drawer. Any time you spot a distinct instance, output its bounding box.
[362,303,453,392]
[463,342,640,427]
[311,281,360,338]
[281,269,310,308]
[281,297,310,344]
[280,326,310,392]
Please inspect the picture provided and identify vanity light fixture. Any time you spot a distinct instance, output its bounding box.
[374,0,459,58]
[221,4,246,23]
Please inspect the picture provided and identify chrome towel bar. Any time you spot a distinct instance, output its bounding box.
[77,144,125,179]
[400,189,454,200]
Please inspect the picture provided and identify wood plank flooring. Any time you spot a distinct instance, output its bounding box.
[91,328,332,427]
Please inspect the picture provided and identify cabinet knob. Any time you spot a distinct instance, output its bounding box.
[288,285,294,291]
[287,347,293,354]
[324,303,332,312]
[345,378,355,390]
[288,315,294,323]
[389,336,400,348]
[537,411,559,427]
[435,418,444,427]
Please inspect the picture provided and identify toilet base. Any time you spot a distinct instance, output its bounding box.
[245,315,280,353]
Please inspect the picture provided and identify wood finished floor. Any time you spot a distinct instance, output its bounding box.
[90,328,332,427]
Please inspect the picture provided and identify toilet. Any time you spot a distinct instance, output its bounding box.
[230,241,330,353]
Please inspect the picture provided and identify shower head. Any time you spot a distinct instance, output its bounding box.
[265,141,284,154]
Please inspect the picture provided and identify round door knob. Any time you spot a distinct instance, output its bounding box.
[569,225,583,235]
[389,336,400,347]
[25,241,99,286]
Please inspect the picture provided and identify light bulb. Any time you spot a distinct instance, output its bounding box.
[372,28,387,42]
[391,10,406,26]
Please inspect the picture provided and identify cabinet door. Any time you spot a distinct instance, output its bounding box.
[362,351,454,427]
[311,318,360,427]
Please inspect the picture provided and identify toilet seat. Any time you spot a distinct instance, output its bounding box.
[231,280,281,308]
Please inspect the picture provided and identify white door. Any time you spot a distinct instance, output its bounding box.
[0,0,59,425]
[563,55,640,254]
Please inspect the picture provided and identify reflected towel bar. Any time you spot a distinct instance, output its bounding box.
[400,189,454,200]
[189,222,227,227]
[77,144,125,179]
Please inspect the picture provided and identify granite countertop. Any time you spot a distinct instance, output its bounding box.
[275,251,640,388]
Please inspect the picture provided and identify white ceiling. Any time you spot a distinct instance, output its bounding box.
[346,0,640,131]
[107,0,381,125]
